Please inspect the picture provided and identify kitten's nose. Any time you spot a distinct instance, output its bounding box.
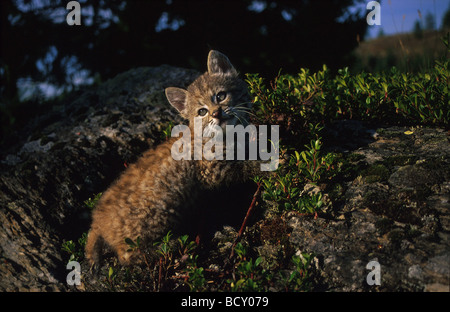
[211,107,222,119]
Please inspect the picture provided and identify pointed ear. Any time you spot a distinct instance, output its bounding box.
[207,50,237,75]
[165,87,188,115]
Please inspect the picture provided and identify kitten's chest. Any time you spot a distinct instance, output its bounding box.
[196,158,235,185]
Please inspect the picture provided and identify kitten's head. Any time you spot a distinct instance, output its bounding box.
[165,50,251,133]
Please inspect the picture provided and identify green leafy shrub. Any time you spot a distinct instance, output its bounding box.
[226,243,271,292]
[183,255,207,291]
[262,135,338,215]
[247,39,449,130]
[284,253,314,292]
[160,121,175,141]
[250,38,448,215]
[61,232,87,262]
[83,192,103,210]
[62,193,102,262]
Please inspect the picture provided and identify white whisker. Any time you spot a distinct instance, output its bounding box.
[231,107,259,119]
[227,109,248,126]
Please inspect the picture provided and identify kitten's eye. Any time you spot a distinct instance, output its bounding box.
[198,108,208,116]
[216,91,227,103]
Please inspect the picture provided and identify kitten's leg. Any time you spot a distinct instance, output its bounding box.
[116,244,134,265]
[85,229,104,267]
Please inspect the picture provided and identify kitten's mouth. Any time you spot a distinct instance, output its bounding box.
[218,118,229,128]
[208,114,239,130]
[217,117,237,129]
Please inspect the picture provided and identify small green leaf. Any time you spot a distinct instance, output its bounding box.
[108,267,114,279]
[301,151,308,162]
[125,237,136,247]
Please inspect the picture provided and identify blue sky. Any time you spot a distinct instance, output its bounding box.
[361,0,450,38]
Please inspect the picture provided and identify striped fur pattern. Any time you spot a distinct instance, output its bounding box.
[85,51,261,265]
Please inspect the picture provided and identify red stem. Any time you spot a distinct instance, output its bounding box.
[230,182,262,259]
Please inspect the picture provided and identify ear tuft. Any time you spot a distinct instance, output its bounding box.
[207,50,237,75]
[165,87,188,115]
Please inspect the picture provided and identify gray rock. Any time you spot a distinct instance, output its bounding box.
[0,66,199,291]
[284,124,449,291]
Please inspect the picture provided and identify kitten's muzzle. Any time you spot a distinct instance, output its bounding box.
[211,107,222,119]
[211,107,235,128]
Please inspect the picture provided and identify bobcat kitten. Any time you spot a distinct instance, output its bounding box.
[85,50,264,265]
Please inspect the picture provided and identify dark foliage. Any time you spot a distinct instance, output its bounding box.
[0,0,367,101]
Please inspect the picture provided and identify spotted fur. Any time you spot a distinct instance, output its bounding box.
[85,50,262,265]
